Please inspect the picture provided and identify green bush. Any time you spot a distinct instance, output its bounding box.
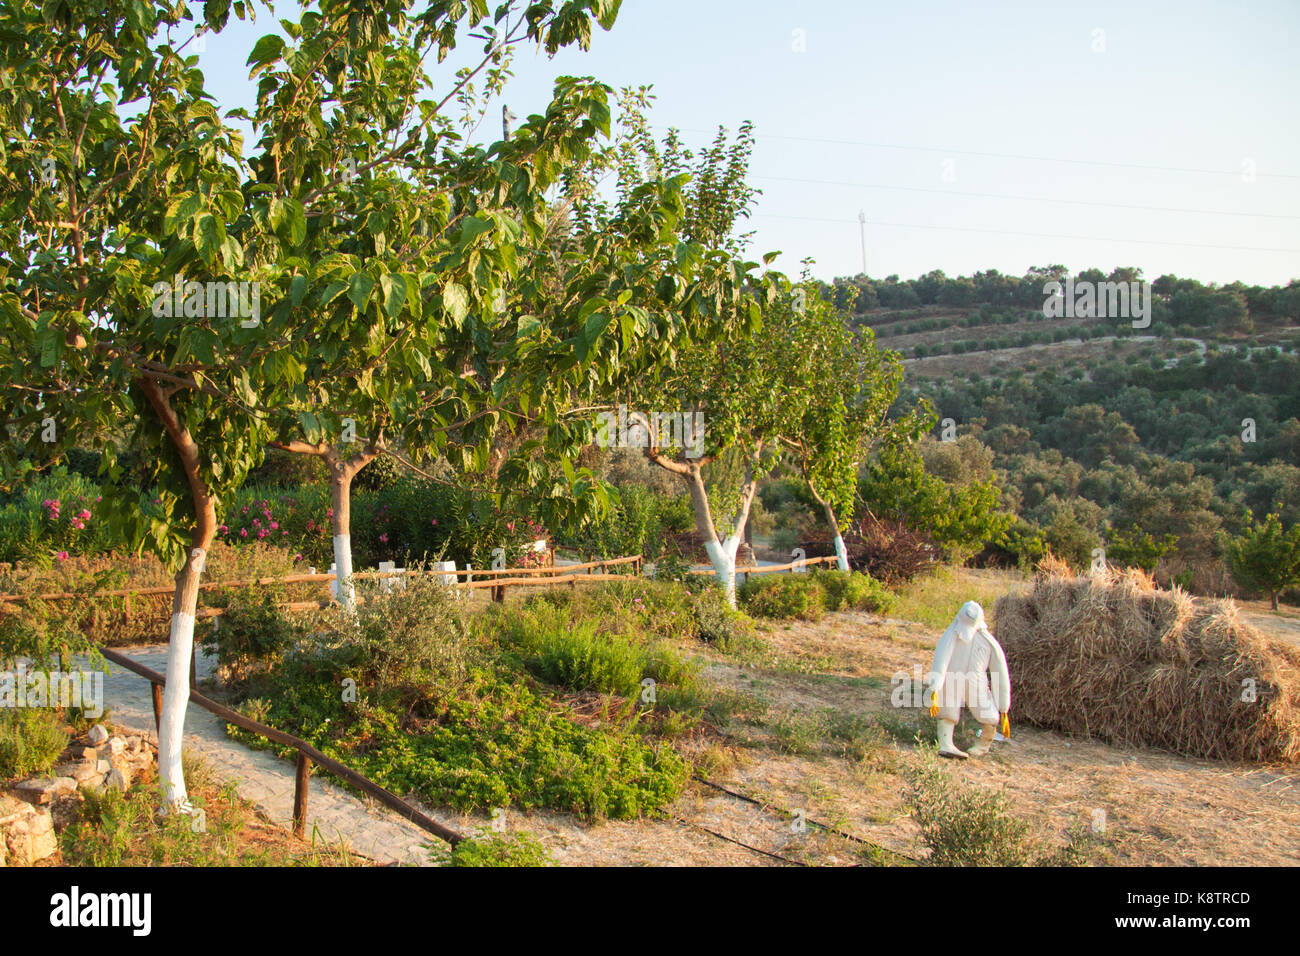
[0,708,68,779]
[441,832,554,867]
[348,571,477,693]
[817,570,896,614]
[0,466,115,563]
[905,748,1085,866]
[228,665,690,822]
[692,583,758,649]
[738,573,826,622]
[530,621,645,698]
[203,589,297,679]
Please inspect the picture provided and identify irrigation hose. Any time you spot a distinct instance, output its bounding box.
[693,774,920,864]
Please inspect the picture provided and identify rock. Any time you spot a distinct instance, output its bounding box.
[126,736,142,753]
[70,761,99,784]
[106,736,126,756]
[0,797,57,864]
[104,768,129,792]
[87,724,109,745]
[10,776,77,806]
[72,745,97,760]
[96,760,110,774]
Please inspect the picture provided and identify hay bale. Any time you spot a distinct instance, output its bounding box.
[994,565,1300,763]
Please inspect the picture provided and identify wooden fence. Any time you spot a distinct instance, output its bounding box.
[97,646,464,847]
[0,553,646,615]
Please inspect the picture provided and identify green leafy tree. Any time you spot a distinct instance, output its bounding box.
[1226,512,1300,610]
[0,0,627,809]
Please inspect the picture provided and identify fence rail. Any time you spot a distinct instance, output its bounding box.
[0,551,841,618]
[97,646,463,848]
[686,554,840,576]
[0,554,645,610]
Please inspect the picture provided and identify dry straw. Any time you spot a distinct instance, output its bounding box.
[993,557,1300,763]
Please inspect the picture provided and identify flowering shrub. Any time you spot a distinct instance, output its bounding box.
[216,479,548,572]
[0,467,114,564]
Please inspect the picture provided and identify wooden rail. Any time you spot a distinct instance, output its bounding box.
[686,554,840,576]
[0,554,644,606]
[97,646,463,847]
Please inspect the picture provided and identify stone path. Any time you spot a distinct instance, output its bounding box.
[96,644,463,866]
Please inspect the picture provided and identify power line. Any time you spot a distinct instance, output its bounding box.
[664,126,1300,181]
[753,174,1300,221]
[756,214,1300,254]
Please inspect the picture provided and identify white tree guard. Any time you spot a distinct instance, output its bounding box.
[157,610,195,808]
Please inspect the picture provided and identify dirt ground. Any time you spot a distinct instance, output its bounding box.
[471,595,1300,867]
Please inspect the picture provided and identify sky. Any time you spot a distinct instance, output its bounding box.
[195,0,1300,288]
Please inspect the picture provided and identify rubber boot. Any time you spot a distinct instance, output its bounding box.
[966,723,997,757]
[937,718,967,759]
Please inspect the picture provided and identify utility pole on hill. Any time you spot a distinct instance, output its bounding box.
[858,209,867,276]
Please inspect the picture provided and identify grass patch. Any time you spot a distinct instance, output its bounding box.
[890,566,1026,630]
[59,753,360,866]
[0,708,69,779]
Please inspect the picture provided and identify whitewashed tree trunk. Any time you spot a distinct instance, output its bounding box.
[704,537,742,606]
[329,462,358,613]
[138,379,214,814]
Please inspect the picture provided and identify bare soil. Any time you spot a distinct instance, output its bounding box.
[486,601,1300,866]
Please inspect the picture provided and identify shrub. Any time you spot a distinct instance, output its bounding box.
[348,571,476,693]
[692,583,758,648]
[0,708,68,779]
[228,665,691,822]
[817,570,896,614]
[441,832,554,867]
[0,466,115,563]
[905,748,1082,866]
[203,588,297,680]
[738,573,826,622]
[530,621,645,698]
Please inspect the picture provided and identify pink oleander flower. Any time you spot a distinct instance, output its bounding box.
[269,521,279,530]
[306,520,316,532]
[430,518,437,526]
[55,551,68,561]
[240,528,248,538]
[379,533,388,543]
[294,553,304,562]
[219,524,228,534]
[282,530,288,536]
[77,509,91,520]
[71,521,84,530]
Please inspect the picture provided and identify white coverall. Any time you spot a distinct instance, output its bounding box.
[927,601,1011,756]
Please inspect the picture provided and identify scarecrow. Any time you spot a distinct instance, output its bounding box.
[926,600,1012,758]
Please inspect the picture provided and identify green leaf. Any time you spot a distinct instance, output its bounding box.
[283,198,306,245]
[379,273,407,318]
[194,213,225,263]
[247,34,285,69]
[348,272,375,312]
[442,282,469,325]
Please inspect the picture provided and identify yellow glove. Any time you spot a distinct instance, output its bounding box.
[999,713,1011,738]
[928,691,939,719]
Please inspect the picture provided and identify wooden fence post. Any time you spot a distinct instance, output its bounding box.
[293,750,311,839]
[151,682,163,733]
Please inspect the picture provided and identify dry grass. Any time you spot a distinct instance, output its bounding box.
[995,559,1300,763]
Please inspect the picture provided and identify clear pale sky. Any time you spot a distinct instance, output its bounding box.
[196,0,1300,288]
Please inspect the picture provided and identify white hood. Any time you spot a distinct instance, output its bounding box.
[951,600,989,643]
